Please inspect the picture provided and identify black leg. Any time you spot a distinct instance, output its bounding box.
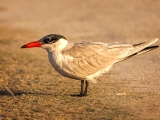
[80,80,84,96]
[83,81,89,96]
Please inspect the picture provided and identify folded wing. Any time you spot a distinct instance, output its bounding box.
[62,42,134,77]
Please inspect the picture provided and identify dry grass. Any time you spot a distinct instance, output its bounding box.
[0,0,160,119]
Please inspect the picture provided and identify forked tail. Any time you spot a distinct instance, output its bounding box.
[119,38,159,62]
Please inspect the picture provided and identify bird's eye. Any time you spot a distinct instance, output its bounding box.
[44,38,51,44]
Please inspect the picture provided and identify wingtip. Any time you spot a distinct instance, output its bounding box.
[150,38,158,44]
[155,38,158,41]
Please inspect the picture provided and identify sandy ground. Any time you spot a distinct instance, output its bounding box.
[0,0,160,119]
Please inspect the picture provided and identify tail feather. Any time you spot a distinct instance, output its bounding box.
[129,38,158,55]
[118,38,159,62]
[135,45,159,56]
[119,46,159,62]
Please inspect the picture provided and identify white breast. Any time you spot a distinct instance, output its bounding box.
[48,52,85,80]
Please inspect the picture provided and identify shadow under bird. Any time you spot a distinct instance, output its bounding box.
[21,34,159,96]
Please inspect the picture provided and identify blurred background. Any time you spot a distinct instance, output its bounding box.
[1,0,160,42]
[0,0,160,119]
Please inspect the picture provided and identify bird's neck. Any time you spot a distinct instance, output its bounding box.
[54,38,68,51]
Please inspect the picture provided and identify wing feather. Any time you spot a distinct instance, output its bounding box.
[62,42,133,77]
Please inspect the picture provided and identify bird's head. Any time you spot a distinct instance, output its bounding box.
[21,34,68,52]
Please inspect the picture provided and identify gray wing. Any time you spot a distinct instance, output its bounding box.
[62,42,134,77]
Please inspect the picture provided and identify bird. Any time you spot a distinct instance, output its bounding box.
[21,34,159,96]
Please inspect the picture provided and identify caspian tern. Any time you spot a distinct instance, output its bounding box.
[21,34,159,96]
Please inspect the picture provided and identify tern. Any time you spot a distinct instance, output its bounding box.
[21,34,159,96]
